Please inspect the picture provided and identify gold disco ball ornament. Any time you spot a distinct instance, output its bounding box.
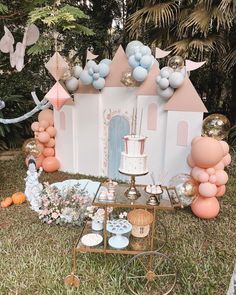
[167,56,184,71]
[169,174,198,207]
[22,138,43,157]
[202,114,230,140]
[121,71,139,87]
[61,69,72,81]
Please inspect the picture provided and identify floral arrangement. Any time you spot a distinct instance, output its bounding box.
[38,182,91,225]
[85,206,113,222]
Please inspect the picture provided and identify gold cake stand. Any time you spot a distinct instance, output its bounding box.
[119,170,148,201]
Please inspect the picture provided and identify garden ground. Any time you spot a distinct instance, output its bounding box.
[0,156,235,295]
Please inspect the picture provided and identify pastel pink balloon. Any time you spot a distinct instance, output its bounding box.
[209,175,216,184]
[42,157,60,172]
[191,136,202,146]
[216,185,226,197]
[43,147,55,157]
[191,137,224,168]
[191,167,209,182]
[214,161,225,170]
[39,127,45,132]
[187,154,195,168]
[215,170,228,186]
[34,131,39,137]
[46,126,57,137]
[38,131,50,143]
[219,141,229,156]
[198,182,217,197]
[39,120,50,130]
[31,121,39,132]
[191,196,220,219]
[206,168,215,175]
[45,138,55,148]
[38,109,54,126]
[222,154,231,167]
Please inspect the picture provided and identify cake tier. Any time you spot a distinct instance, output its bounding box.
[123,135,146,156]
[119,152,148,175]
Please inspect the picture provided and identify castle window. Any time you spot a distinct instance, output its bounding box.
[177,121,188,146]
[60,111,66,130]
[147,103,157,130]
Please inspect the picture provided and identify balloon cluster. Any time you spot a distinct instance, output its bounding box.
[187,136,231,219]
[125,40,154,82]
[30,109,60,172]
[63,65,83,93]
[156,56,186,100]
[79,59,111,90]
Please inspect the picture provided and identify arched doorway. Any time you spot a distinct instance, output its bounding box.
[108,115,130,181]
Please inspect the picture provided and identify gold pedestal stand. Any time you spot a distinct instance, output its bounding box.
[119,170,148,201]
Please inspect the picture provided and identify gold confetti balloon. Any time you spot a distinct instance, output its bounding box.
[168,56,184,71]
[169,174,198,207]
[121,71,139,87]
[202,114,230,140]
[22,138,43,157]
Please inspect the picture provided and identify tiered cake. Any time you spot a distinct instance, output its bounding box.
[119,135,148,175]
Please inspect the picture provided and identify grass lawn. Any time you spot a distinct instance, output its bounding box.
[0,156,235,295]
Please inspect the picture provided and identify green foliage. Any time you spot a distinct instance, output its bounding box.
[27,36,53,56]
[0,3,8,14]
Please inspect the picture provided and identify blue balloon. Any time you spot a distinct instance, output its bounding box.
[88,67,94,76]
[140,55,153,69]
[80,70,93,85]
[140,45,151,56]
[92,63,99,73]
[125,40,143,57]
[100,58,112,65]
[93,73,100,80]
[98,63,110,78]
[87,60,96,68]
[93,77,105,90]
[135,52,142,61]
[133,66,148,82]
[128,55,140,68]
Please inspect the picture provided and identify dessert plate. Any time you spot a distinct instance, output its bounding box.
[81,233,103,247]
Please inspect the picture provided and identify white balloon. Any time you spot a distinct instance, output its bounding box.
[180,66,187,77]
[65,77,79,92]
[169,72,185,88]
[128,55,140,68]
[140,45,151,56]
[80,70,93,85]
[158,77,169,89]
[98,63,110,78]
[158,86,174,99]
[135,52,142,61]
[87,60,96,68]
[100,58,112,65]
[125,40,143,57]
[133,66,148,82]
[160,66,174,78]
[156,75,161,83]
[73,65,83,79]
[93,77,105,89]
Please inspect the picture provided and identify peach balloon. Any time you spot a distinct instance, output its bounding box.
[191,167,209,183]
[39,120,50,130]
[45,138,55,148]
[219,141,229,156]
[191,136,202,145]
[46,126,57,137]
[198,182,217,197]
[191,196,220,219]
[209,175,216,184]
[216,185,226,197]
[38,131,50,143]
[214,161,224,170]
[191,137,224,168]
[222,154,231,167]
[215,170,228,186]
[206,168,215,175]
[187,155,195,168]
[36,154,45,168]
[31,122,40,132]
[34,131,39,137]
[39,127,45,132]
[42,157,60,172]
[38,109,54,126]
[43,147,55,157]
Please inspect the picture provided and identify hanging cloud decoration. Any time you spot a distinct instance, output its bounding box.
[125,41,155,83]
[156,65,186,100]
[79,59,111,90]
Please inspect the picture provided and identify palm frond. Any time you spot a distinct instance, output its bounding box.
[126,2,179,38]
[222,48,236,72]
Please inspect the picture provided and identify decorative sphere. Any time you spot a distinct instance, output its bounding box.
[42,157,60,173]
[92,77,105,90]
[128,55,140,69]
[38,131,50,143]
[140,45,152,56]
[125,40,143,57]
[133,66,148,82]
[140,55,153,69]
[202,114,230,140]
[38,109,54,126]
[169,174,198,207]
[65,77,79,92]
[121,71,138,87]
[135,52,142,61]
[98,63,110,78]
[156,75,161,84]
[169,72,185,88]
[22,138,43,157]
[93,73,100,80]
[158,86,174,100]
[191,196,220,219]
[160,66,173,78]
[100,58,112,65]
[80,70,93,85]
[73,65,83,79]
[158,77,169,89]
[87,60,97,68]
[168,55,184,70]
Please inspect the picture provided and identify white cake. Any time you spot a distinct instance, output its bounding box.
[119,135,148,175]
